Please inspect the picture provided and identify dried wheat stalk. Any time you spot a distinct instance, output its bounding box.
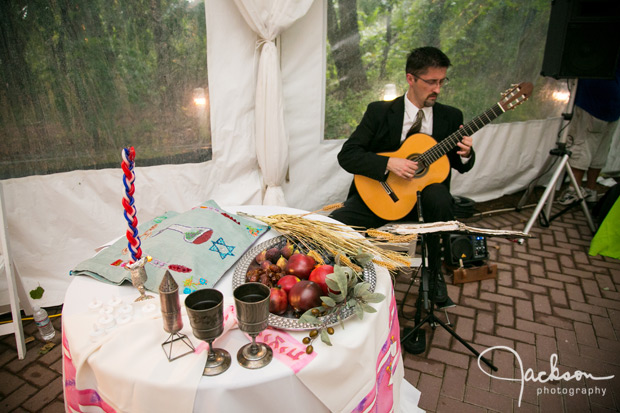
[240,212,412,272]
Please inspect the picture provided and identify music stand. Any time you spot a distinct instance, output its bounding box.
[400,192,498,372]
[517,79,596,240]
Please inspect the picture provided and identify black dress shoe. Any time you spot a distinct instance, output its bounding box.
[402,328,426,354]
[432,272,449,303]
[436,296,456,310]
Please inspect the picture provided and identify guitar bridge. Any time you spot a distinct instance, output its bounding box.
[381,181,399,202]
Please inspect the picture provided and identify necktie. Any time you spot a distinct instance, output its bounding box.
[406,110,424,137]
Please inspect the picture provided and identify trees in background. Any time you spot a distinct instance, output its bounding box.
[0,0,208,178]
[325,0,565,139]
[1,0,566,177]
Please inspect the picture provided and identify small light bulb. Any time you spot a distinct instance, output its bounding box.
[383,84,397,101]
[552,90,570,103]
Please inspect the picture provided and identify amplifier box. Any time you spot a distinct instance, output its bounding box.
[444,234,489,267]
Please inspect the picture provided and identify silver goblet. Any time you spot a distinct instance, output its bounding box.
[233,282,273,369]
[185,289,231,376]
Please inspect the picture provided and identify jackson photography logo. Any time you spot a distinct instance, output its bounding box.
[477,346,615,406]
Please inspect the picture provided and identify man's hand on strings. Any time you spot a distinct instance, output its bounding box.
[457,131,473,158]
[387,157,418,180]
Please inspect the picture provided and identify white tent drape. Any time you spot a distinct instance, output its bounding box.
[233,0,314,205]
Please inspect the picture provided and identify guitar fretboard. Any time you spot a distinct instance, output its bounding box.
[419,103,505,166]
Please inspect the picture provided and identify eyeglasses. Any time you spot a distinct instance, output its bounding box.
[413,75,449,87]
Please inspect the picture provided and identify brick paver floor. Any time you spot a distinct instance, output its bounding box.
[0,204,618,412]
[0,312,64,412]
[397,204,620,412]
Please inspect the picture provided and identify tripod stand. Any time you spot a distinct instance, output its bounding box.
[518,79,596,239]
[400,192,497,371]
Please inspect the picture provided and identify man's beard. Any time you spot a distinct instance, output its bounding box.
[424,93,438,107]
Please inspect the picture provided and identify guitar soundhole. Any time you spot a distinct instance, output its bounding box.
[407,154,427,178]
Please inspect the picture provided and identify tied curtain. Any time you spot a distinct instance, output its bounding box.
[233,0,314,205]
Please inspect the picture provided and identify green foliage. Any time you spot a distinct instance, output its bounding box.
[325,0,566,140]
[298,263,386,329]
[29,286,45,300]
[297,259,386,350]
[1,0,569,175]
[0,0,209,178]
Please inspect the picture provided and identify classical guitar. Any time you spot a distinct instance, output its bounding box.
[354,82,533,221]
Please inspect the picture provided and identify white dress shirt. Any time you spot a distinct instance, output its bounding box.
[400,94,470,163]
[401,95,433,142]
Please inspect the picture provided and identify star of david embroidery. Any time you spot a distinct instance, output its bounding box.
[209,237,235,259]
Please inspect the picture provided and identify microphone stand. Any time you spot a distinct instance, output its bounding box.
[401,191,497,372]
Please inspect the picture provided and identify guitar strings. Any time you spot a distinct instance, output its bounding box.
[419,104,503,165]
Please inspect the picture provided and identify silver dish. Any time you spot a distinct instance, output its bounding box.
[232,235,377,331]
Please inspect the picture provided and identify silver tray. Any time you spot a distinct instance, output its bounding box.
[232,235,377,331]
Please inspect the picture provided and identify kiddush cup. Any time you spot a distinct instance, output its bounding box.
[233,283,273,369]
[185,289,231,376]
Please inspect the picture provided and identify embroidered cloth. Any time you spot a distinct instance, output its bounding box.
[72,200,268,293]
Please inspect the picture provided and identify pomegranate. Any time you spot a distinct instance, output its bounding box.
[288,280,322,312]
[285,253,316,279]
[269,287,288,315]
[309,264,334,295]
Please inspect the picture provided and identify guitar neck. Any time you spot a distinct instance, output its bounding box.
[420,103,505,165]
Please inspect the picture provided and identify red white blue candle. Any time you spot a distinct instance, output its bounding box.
[121,147,142,263]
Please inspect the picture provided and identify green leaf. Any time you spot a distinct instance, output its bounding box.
[325,277,340,292]
[354,251,373,267]
[354,282,370,296]
[354,303,364,319]
[321,296,336,307]
[347,270,358,288]
[329,291,345,303]
[333,266,349,294]
[364,292,386,303]
[298,311,320,325]
[360,290,373,300]
[320,329,332,346]
[29,286,44,300]
[361,303,377,313]
[338,264,353,278]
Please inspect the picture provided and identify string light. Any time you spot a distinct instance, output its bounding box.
[383,84,397,101]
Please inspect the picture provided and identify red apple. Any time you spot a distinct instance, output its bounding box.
[288,280,322,312]
[285,253,316,280]
[269,287,288,315]
[277,274,300,295]
[309,264,334,295]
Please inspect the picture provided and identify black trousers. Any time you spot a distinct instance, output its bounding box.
[329,183,454,274]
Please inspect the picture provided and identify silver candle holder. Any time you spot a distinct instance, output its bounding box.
[126,256,154,302]
[159,270,195,361]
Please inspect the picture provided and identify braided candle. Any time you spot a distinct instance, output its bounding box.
[121,147,142,262]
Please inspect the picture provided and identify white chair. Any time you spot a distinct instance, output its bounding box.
[0,182,29,359]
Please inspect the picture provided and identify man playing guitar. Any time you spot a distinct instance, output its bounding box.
[330,46,475,310]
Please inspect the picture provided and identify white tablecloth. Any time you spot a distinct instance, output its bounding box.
[62,205,422,413]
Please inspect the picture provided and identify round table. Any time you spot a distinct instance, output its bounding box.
[62,205,421,412]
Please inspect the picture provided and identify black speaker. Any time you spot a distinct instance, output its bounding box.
[444,235,488,267]
[541,0,620,79]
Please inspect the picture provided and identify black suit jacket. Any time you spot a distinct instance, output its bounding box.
[338,95,475,198]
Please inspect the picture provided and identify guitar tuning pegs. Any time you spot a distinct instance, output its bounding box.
[501,85,517,98]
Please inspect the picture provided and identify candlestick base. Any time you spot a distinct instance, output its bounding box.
[162,332,195,362]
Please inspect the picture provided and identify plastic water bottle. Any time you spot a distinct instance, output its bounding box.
[33,306,56,341]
